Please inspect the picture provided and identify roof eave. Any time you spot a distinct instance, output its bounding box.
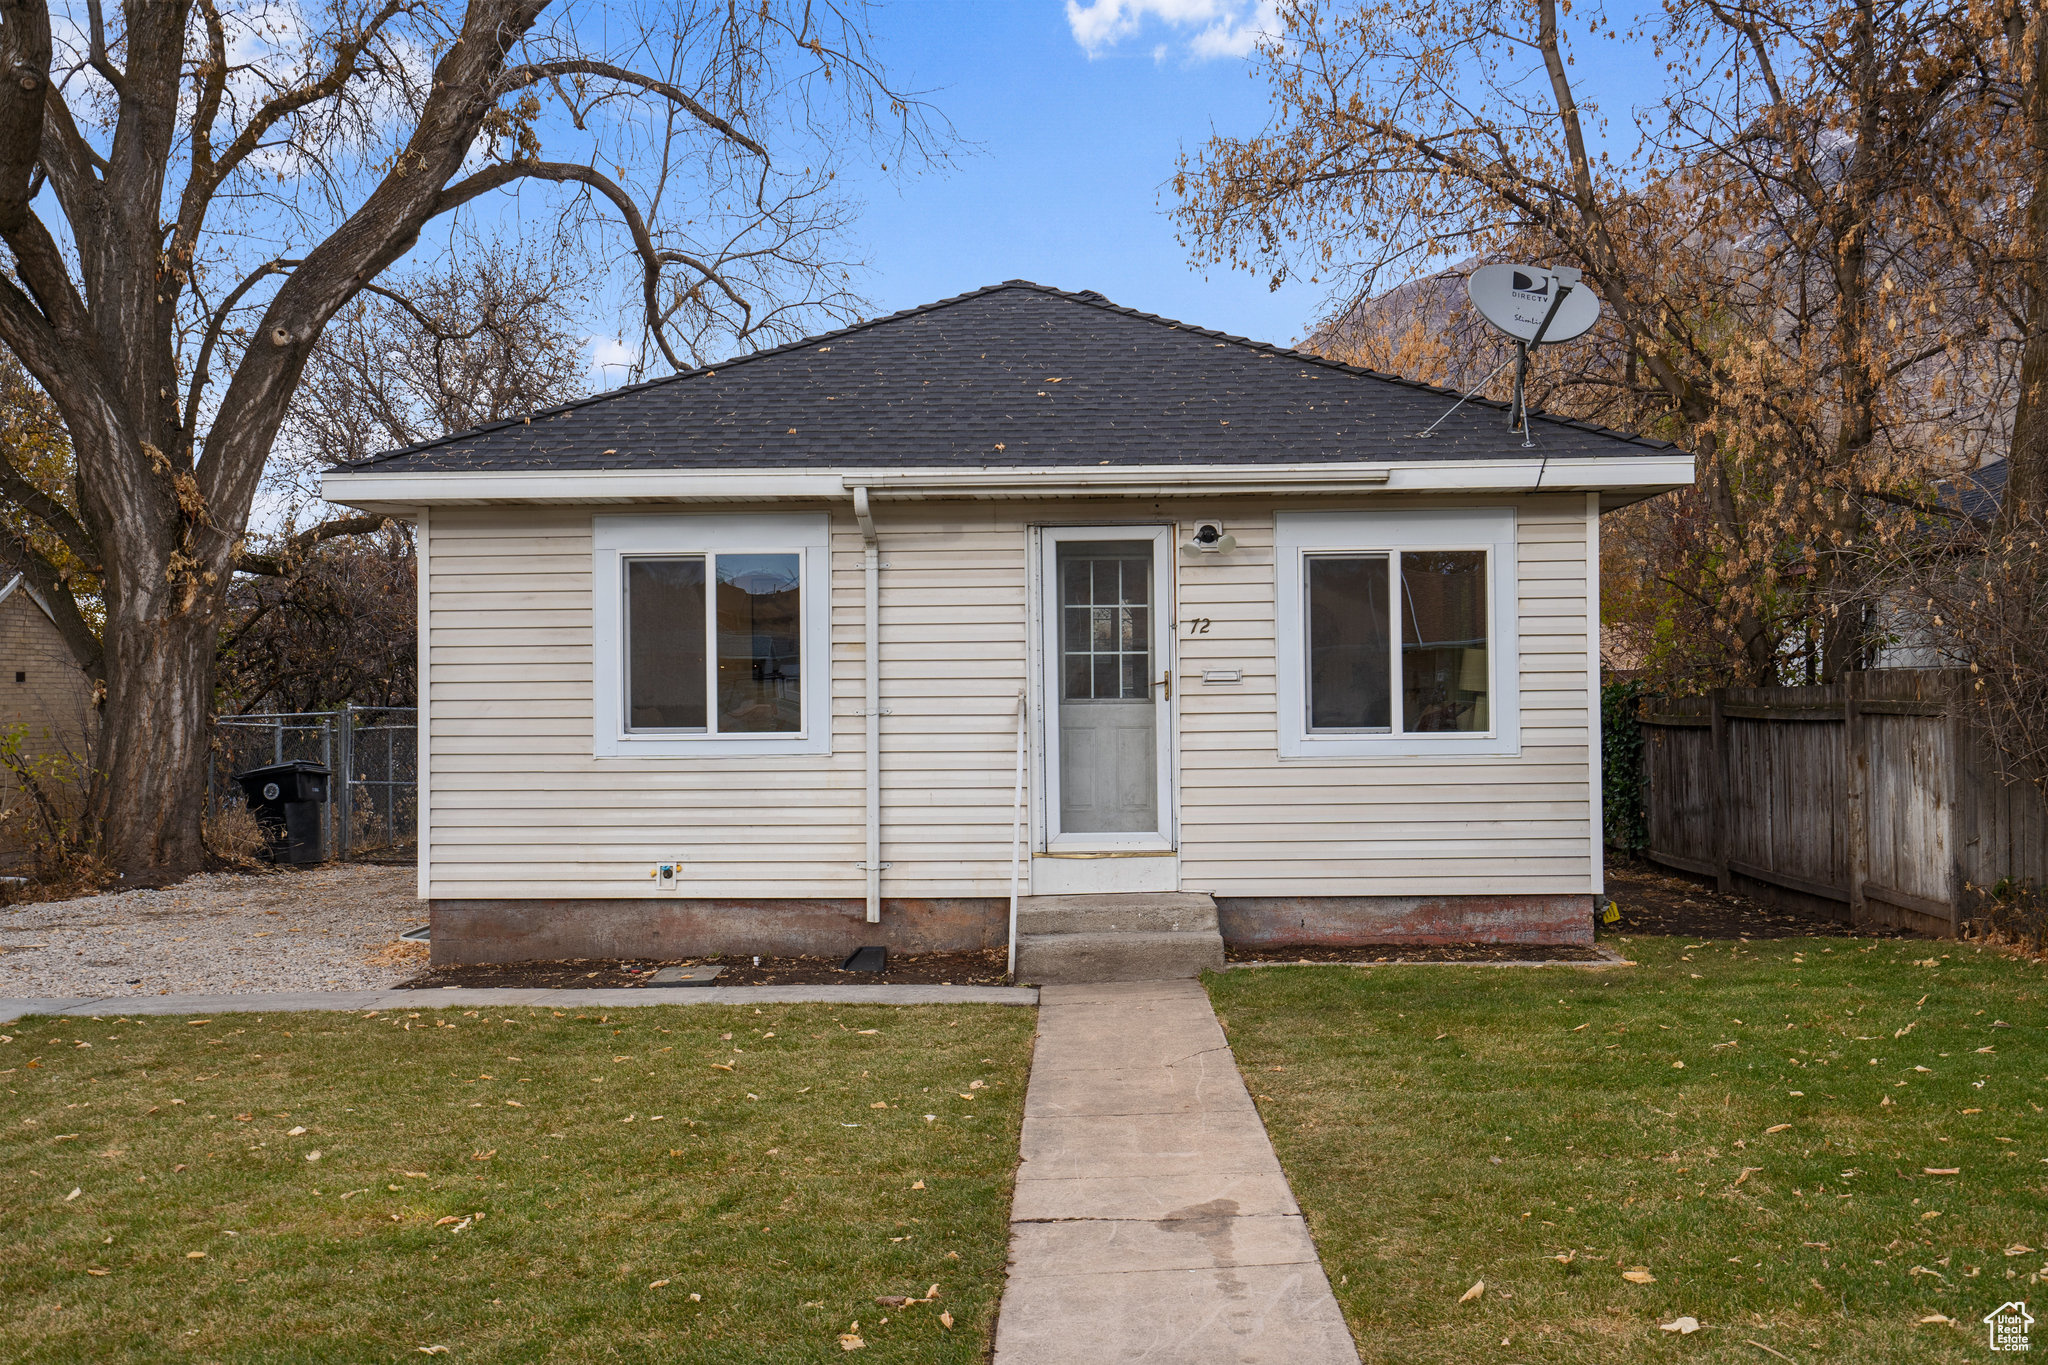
[321,454,1694,514]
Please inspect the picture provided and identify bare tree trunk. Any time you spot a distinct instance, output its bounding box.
[97,592,217,870]
[2007,2,2048,526]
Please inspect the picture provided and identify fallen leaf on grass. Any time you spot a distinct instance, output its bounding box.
[875,1296,912,1308]
[63,1188,80,1202]
[1661,1316,1701,1334]
[504,1100,523,1107]
[1764,1123,1792,1134]
[2006,1244,2035,1256]
[86,1268,109,1277]
[186,1252,206,1260]
[1923,1167,1959,1176]
[1918,1314,1955,1325]
[402,1171,429,1179]
[1622,1268,1657,1285]
[471,1150,495,1162]
[855,1029,880,1035]
[1734,1167,1764,1186]
[417,1349,450,1357]
[304,1151,321,1163]
[1458,1280,1485,1303]
[648,1280,670,1289]
[287,1126,306,1136]
[938,1311,954,1329]
[838,1331,865,1350]
[710,1064,734,1072]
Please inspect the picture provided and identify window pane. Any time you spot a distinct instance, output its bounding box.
[715,553,802,733]
[1057,541,1152,700]
[1306,555,1391,730]
[626,558,707,731]
[1401,550,1488,733]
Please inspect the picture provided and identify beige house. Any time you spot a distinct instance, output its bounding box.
[0,573,94,866]
[323,282,1692,965]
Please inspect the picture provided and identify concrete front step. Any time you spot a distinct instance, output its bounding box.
[1013,892,1225,983]
[1016,891,1218,935]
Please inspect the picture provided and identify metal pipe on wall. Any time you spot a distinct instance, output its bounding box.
[853,487,882,925]
[1007,690,1027,976]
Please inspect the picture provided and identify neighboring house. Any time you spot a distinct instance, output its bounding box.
[322,281,1692,964]
[0,573,94,866]
[1870,457,2008,669]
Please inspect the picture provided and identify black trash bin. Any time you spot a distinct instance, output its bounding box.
[234,760,332,865]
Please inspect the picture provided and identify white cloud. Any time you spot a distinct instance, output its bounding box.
[1065,0,1278,61]
[587,335,641,389]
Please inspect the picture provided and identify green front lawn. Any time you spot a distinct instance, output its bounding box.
[1208,937,2048,1363]
[0,1001,1035,1363]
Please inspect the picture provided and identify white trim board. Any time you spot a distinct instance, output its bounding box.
[1586,490,1605,896]
[415,507,431,901]
[323,454,1695,512]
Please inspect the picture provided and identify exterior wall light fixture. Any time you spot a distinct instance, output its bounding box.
[1181,521,1237,557]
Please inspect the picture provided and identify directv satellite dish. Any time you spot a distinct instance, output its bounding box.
[1415,264,1604,447]
[1466,264,1600,344]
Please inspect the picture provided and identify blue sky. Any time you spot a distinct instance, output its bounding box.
[582,0,1672,386]
[829,1,1326,351]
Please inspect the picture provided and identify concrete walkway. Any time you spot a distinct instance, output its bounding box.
[994,980,1358,1364]
[0,983,1037,1023]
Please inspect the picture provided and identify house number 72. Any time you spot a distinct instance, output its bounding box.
[1182,618,1212,634]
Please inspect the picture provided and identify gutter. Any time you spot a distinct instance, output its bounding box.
[853,486,882,925]
[317,455,1697,513]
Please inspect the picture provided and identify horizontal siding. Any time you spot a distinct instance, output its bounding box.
[424,496,1595,901]
[1173,500,1592,896]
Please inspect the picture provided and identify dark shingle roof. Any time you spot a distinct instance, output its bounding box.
[346,281,1670,474]
[1935,458,2007,523]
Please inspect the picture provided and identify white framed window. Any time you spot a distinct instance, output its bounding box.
[1274,508,1520,758]
[592,513,831,757]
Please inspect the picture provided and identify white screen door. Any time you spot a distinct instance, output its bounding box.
[1039,526,1174,850]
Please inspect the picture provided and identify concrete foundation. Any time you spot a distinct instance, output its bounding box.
[429,897,1006,966]
[1216,893,1597,947]
[428,891,1596,966]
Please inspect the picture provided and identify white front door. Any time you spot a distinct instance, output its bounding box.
[1037,526,1175,870]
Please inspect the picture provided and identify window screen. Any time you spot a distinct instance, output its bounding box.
[1400,550,1489,732]
[1305,554,1391,731]
[626,557,708,730]
[715,553,802,733]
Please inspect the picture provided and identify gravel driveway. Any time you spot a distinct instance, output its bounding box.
[0,864,426,999]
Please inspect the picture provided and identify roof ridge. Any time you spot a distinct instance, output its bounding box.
[342,281,1053,470]
[342,279,1669,469]
[1030,283,1665,448]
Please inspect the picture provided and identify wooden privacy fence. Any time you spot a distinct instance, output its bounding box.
[1639,670,2048,937]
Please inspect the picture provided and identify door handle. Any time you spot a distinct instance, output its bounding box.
[1153,673,1171,701]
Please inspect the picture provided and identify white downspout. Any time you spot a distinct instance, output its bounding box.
[1007,690,1027,977]
[854,487,882,925]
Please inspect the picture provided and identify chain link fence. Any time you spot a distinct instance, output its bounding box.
[207,706,417,860]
